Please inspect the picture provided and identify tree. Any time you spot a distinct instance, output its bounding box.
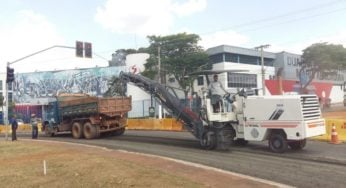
[141,33,210,96]
[299,43,346,92]
[103,76,126,97]
[109,49,138,66]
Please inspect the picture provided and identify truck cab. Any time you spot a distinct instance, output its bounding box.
[43,100,60,136]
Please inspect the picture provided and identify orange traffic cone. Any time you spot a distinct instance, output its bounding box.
[330,124,341,144]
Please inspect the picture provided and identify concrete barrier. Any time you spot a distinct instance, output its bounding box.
[311,118,346,142]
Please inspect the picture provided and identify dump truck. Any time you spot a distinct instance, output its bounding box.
[43,93,132,139]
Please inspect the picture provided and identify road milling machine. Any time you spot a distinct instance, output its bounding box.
[120,70,325,153]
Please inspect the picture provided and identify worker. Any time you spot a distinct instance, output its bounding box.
[11,115,18,141]
[31,114,38,139]
[208,74,229,112]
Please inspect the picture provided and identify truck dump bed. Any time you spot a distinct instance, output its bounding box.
[58,94,132,117]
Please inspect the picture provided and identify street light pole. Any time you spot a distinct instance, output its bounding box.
[255,44,270,96]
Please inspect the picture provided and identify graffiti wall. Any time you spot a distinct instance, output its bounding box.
[14,66,126,104]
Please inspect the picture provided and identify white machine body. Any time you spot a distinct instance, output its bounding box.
[202,92,325,142]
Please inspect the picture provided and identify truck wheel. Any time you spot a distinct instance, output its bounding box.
[113,127,125,136]
[200,131,217,150]
[83,122,97,139]
[288,139,306,150]
[72,122,83,139]
[269,133,288,153]
[95,125,100,138]
[45,128,55,137]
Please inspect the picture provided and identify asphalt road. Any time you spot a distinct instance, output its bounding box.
[14,130,346,188]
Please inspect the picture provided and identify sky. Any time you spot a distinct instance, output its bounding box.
[1,0,346,73]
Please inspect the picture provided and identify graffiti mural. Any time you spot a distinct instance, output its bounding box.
[14,66,126,104]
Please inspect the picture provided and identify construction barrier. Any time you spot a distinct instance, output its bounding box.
[311,118,346,142]
[0,124,43,134]
[127,118,184,131]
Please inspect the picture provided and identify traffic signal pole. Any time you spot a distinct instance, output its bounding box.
[8,45,75,65]
[4,62,9,140]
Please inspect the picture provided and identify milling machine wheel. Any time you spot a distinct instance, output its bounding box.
[269,133,288,153]
[200,131,217,150]
[216,127,235,150]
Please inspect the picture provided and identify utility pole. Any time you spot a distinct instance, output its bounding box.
[255,44,270,96]
[157,45,161,84]
[157,44,162,119]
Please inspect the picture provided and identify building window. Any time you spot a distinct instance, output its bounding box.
[209,54,224,64]
[228,73,257,88]
[238,54,259,65]
[197,76,204,86]
[224,53,239,62]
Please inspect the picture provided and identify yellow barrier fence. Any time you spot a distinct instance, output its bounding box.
[311,118,346,142]
[0,124,43,134]
[127,118,184,131]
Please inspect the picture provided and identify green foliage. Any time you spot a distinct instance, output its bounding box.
[300,43,346,89]
[103,76,126,97]
[141,33,210,92]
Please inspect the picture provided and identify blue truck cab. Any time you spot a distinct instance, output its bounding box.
[43,100,60,136]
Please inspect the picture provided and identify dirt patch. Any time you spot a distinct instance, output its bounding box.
[0,140,279,188]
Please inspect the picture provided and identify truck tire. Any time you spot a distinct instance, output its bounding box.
[44,122,55,137]
[72,122,83,139]
[95,125,100,138]
[45,128,55,137]
[288,139,306,150]
[269,133,288,153]
[200,131,217,150]
[83,122,97,139]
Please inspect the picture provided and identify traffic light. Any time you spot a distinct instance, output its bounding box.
[76,41,84,57]
[6,66,14,83]
[84,42,92,58]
